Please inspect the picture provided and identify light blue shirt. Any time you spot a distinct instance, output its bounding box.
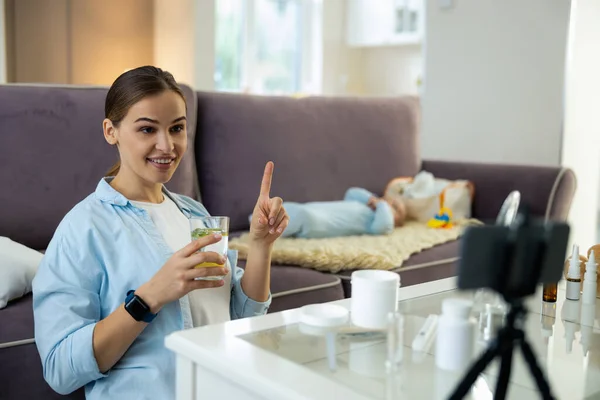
[32,178,271,399]
[282,187,395,238]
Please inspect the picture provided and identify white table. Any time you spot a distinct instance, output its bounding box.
[165,277,600,399]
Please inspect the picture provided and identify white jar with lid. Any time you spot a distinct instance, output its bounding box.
[435,298,475,371]
[351,270,400,329]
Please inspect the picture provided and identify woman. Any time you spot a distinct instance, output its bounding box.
[32,66,288,399]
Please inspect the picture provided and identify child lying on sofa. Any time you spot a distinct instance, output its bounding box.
[251,187,407,239]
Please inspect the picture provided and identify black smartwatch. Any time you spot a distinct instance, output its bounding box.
[124,290,157,323]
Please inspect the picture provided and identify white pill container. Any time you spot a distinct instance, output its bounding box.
[350,270,400,329]
[435,298,475,371]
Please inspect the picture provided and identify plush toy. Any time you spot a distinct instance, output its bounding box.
[384,171,474,225]
[427,207,454,229]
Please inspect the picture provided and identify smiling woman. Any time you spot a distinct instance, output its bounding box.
[103,89,188,203]
[31,65,288,399]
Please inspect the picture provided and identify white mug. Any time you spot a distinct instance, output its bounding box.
[351,270,400,329]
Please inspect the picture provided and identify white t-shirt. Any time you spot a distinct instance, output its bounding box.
[130,196,232,327]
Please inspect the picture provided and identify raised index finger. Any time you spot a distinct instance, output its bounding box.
[260,161,274,197]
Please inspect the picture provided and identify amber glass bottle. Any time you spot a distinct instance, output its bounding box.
[542,283,558,302]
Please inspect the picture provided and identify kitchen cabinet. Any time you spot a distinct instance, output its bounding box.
[346,0,424,47]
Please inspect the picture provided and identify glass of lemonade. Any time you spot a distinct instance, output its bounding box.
[190,216,229,280]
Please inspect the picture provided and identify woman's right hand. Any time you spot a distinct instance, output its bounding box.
[135,234,228,313]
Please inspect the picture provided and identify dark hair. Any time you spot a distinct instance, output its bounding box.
[104,66,186,177]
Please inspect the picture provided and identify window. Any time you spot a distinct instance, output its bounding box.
[214,0,244,91]
[215,0,322,95]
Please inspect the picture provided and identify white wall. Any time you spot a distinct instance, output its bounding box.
[193,0,215,90]
[321,0,423,97]
[153,0,215,90]
[421,0,571,166]
[321,0,364,95]
[361,45,422,96]
[561,0,600,251]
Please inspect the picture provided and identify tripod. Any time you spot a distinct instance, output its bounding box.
[448,299,555,400]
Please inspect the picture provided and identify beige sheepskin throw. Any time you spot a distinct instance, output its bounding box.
[229,220,481,273]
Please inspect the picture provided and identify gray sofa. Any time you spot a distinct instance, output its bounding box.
[0,83,576,399]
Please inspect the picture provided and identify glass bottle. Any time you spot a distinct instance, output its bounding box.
[542,283,558,302]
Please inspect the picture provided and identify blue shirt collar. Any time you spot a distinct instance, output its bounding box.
[95,178,192,217]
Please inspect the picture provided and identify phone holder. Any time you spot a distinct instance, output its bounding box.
[449,205,570,400]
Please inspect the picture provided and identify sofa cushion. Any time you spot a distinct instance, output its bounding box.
[335,240,460,297]
[195,92,421,231]
[0,83,199,250]
[0,237,43,309]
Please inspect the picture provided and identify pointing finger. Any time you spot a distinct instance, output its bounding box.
[260,161,274,197]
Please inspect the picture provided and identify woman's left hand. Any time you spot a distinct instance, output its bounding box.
[249,161,289,245]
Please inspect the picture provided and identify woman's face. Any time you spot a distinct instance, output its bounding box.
[105,90,187,186]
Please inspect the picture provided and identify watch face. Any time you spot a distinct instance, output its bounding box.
[126,295,149,321]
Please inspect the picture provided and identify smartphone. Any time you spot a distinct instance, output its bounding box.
[457,220,570,298]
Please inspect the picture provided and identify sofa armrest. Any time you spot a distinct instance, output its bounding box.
[421,160,577,222]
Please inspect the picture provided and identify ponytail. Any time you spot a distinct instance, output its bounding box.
[105,160,121,177]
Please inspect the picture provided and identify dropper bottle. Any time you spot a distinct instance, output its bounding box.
[582,250,597,304]
[542,283,558,302]
[566,244,582,301]
[561,299,580,353]
[580,301,595,356]
[540,302,556,344]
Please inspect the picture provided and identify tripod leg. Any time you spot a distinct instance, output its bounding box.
[494,344,513,400]
[519,339,556,400]
[449,341,500,400]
